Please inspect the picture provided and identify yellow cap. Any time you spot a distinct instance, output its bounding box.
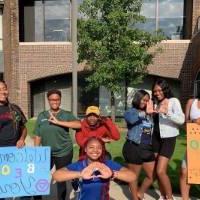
[86,106,100,116]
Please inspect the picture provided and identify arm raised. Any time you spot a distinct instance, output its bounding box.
[53,167,81,182]
[48,113,81,129]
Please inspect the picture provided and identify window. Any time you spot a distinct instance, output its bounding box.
[0,6,3,75]
[19,0,71,42]
[159,0,185,39]
[77,74,126,117]
[31,74,72,117]
[137,0,185,39]
[78,74,99,116]
[137,0,156,33]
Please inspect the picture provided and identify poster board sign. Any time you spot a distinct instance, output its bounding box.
[0,147,50,198]
[187,123,200,184]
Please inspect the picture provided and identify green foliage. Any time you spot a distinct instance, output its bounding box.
[78,0,164,93]
[25,118,36,137]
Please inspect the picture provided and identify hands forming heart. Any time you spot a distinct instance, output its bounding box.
[146,99,169,115]
[81,162,113,180]
[157,98,169,114]
[146,99,154,114]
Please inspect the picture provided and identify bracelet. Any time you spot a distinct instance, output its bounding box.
[111,170,118,179]
[114,171,118,179]
[79,172,83,182]
[110,170,114,179]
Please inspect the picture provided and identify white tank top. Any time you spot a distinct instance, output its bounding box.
[190,99,200,120]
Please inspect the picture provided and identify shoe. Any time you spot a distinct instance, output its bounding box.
[164,196,177,200]
[138,197,145,200]
[158,196,166,200]
[137,192,145,200]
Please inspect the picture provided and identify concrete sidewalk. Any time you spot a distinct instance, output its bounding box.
[25,136,199,200]
[42,180,199,200]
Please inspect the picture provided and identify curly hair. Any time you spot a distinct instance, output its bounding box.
[47,89,62,98]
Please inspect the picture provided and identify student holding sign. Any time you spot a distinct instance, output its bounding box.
[34,89,80,200]
[152,79,185,200]
[53,136,136,200]
[0,80,27,148]
[0,80,27,200]
[122,90,155,200]
[179,96,200,200]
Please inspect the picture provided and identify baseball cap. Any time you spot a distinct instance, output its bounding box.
[86,106,100,116]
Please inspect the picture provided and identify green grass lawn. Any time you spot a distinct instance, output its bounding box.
[26,118,37,137]
[26,119,200,197]
[105,133,200,197]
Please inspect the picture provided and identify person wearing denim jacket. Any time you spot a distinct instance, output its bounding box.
[122,90,155,200]
[124,108,153,144]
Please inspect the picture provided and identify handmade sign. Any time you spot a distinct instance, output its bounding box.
[0,146,50,198]
[187,123,200,184]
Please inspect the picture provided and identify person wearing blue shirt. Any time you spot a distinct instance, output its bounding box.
[52,136,136,200]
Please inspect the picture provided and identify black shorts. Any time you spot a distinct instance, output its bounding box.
[122,140,155,165]
[152,135,176,159]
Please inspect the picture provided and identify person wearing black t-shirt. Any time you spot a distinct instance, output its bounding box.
[0,80,27,200]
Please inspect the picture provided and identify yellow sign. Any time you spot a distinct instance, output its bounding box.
[187,123,200,184]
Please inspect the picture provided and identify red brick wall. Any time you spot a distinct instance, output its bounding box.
[148,41,192,79]
[190,32,200,89]
[148,40,194,105]
[192,0,200,34]
[3,0,20,103]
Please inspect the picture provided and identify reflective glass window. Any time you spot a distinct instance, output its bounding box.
[138,0,185,39]
[159,0,184,39]
[19,0,71,42]
[44,0,71,41]
[136,0,156,33]
[0,7,3,74]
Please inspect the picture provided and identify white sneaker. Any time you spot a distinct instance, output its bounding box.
[158,196,166,200]
[161,196,176,200]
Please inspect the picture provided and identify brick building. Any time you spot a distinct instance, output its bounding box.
[1,0,200,117]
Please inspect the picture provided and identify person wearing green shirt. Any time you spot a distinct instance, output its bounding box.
[34,89,80,200]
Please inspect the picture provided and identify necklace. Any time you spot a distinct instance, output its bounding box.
[49,109,60,117]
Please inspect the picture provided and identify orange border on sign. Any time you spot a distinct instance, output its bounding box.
[187,123,200,184]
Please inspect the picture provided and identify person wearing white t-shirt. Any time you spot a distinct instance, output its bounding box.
[180,97,200,200]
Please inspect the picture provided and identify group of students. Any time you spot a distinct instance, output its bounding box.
[0,78,199,200]
[33,89,122,200]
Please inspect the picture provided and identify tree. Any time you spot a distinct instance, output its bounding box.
[78,0,163,120]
